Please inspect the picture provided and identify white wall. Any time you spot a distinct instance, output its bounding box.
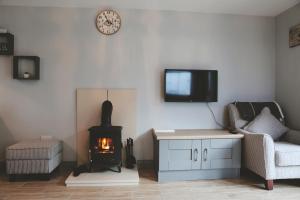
[0,6,275,161]
[276,3,300,129]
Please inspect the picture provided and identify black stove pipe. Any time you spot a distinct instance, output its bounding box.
[101,100,113,127]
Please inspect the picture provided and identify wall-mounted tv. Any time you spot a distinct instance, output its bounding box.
[164,69,218,102]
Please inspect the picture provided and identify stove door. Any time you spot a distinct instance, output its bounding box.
[89,129,122,166]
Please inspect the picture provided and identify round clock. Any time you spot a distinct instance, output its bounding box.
[96,10,121,35]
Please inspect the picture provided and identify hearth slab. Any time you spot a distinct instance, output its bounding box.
[65,167,139,187]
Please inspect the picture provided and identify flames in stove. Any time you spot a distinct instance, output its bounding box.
[95,137,114,154]
[101,138,110,150]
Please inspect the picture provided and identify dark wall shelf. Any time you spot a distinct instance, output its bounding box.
[13,56,40,80]
[0,33,14,55]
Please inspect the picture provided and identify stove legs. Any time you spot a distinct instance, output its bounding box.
[73,164,89,177]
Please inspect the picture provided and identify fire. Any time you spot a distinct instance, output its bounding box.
[97,137,114,154]
[101,138,110,150]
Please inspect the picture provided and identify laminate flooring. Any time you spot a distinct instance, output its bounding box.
[1,166,300,200]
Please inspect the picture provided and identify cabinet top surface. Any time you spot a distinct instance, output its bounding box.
[153,129,244,140]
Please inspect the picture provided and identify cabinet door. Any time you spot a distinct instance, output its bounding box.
[159,140,201,171]
[168,140,192,170]
[201,139,241,169]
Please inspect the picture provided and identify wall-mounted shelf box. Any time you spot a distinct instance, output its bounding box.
[0,33,14,55]
[13,56,40,80]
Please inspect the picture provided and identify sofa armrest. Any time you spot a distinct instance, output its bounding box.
[237,129,276,180]
[283,129,300,145]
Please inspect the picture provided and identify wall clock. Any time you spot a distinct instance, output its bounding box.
[96,10,121,35]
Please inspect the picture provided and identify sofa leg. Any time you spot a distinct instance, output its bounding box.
[265,180,273,190]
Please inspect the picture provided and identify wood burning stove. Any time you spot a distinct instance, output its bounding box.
[88,100,122,173]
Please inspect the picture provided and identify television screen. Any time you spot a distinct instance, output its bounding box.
[164,69,218,102]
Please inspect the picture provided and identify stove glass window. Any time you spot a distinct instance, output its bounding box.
[95,137,115,154]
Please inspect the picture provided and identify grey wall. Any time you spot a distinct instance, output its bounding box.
[0,6,275,161]
[276,3,300,129]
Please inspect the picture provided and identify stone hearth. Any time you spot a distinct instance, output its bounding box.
[65,167,139,187]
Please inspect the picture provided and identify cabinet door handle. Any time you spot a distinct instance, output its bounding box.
[203,148,208,161]
[194,148,198,161]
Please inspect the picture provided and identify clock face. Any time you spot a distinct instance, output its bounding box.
[96,10,121,35]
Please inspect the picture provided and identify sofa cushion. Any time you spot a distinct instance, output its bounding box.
[275,142,300,167]
[244,107,289,140]
[228,104,249,129]
[6,139,62,160]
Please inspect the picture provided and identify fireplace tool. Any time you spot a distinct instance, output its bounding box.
[125,138,136,169]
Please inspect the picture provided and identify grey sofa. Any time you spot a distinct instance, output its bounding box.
[228,102,300,190]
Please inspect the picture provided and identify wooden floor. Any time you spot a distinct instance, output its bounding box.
[1,166,300,200]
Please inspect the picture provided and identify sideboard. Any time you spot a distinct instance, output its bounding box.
[153,129,244,182]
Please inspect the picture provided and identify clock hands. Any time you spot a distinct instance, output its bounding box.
[104,14,113,26]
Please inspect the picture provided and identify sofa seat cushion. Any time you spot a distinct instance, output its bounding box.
[6,139,62,160]
[275,142,300,167]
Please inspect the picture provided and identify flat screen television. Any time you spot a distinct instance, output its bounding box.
[164,69,218,102]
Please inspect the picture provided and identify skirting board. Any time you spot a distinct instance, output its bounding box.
[157,168,240,182]
[65,167,139,187]
[137,160,153,169]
